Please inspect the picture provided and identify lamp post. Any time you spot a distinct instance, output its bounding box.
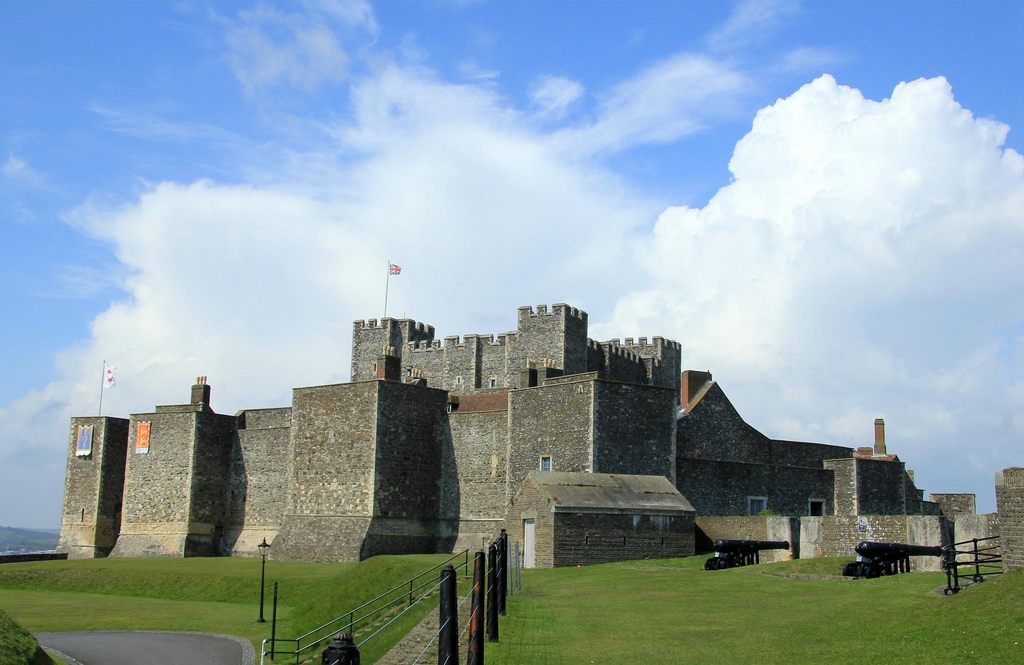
[257,537,270,623]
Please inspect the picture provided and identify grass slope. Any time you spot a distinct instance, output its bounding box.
[488,556,1024,665]
[0,554,454,663]
[0,608,58,665]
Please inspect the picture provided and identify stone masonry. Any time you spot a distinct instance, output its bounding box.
[59,303,969,566]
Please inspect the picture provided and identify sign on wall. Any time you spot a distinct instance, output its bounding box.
[75,425,93,457]
[135,421,151,454]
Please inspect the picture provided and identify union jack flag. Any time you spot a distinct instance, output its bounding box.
[389,263,401,275]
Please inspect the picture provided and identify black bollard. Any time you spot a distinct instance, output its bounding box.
[467,551,485,665]
[498,530,507,616]
[322,632,360,665]
[439,564,458,665]
[486,543,499,642]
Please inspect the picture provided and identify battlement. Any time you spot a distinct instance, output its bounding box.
[352,317,436,339]
[599,339,643,363]
[407,333,512,353]
[517,303,588,324]
[623,336,682,353]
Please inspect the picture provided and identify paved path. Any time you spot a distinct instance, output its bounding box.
[35,631,254,665]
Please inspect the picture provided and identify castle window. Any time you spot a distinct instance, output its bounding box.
[539,455,552,472]
[808,499,825,516]
[747,496,768,515]
[454,376,463,388]
[489,377,497,388]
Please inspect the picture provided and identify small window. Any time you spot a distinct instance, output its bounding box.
[747,496,768,515]
[454,376,463,388]
[808,499,825,516]
[489,377,497,388]
[539,455,552,472]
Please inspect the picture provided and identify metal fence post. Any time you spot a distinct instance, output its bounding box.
[486,543,499,642]
[467,551,485,665]
[270,582,278,659]
[498,530,508,616]
[439,565,458,665]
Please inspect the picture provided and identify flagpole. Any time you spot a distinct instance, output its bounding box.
[383,260,390,319]
[98,360,105,416]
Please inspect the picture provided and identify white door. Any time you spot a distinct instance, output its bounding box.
[523,518,536,568]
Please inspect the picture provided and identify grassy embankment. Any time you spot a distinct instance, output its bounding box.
[0,553,461,663]
[488,556,1023,664]
[0,607,63,665]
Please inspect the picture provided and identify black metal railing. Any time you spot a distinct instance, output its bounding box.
[262,549,470,663]
[943,536,1002,595]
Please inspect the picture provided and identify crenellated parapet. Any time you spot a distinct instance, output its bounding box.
[517,303,588,326]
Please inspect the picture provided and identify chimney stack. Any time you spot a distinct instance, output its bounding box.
[191,376,210,406]
[874,418,886,456]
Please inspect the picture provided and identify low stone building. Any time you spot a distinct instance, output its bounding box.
[504,472,696,568]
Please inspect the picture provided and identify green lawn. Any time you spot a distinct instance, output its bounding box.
[487,556,1024,665]
[3,554,1020,664]
[0,554,457,663]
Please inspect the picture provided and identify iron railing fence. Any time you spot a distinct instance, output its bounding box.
[261,549,470,664]
[943,536,1002,594]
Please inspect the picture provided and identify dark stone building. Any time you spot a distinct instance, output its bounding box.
[58,303,955,566]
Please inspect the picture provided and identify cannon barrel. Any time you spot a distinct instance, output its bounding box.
[714,539,790,552]
[854,541,944,558]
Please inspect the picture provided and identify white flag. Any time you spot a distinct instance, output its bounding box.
[104,364,116,389]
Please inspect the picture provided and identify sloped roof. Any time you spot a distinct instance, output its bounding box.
[523,472,695,514]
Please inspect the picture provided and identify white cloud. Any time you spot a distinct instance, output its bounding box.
[706,0,801,52]
[0,64,655,527]
[224,1,377,93]
[555,53,748,155]
[604,75,1024,503]
[2,152,44,186]
[529,75,584,119]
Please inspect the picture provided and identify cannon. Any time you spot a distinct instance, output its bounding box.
[704,539,790,570]
[841,541,944,578]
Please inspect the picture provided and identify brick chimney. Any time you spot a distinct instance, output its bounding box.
[191,376,210,406]
[874,418,886,456]
[377,346,401,382]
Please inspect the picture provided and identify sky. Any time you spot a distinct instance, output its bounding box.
[1,1,1022,528]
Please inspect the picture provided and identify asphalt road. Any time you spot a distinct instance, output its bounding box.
[35,631,253,665]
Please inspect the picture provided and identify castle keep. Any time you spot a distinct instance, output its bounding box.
[59,303,955,566]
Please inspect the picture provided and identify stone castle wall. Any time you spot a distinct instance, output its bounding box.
[272,381,379,561]
[593,380,676,482]
[995,467,1024,569]
[679,458,835,516]
[800,515,949,571]
[222,408,292,556]
[694,516,797,562]
[58,416,129,558]
[448,405,509,551]
[506,375,595,497]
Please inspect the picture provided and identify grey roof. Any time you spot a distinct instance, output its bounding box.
[524,472,695,514]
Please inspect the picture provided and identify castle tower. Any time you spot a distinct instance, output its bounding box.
[57,416,129,558]
[109,377,237,557]
[508,304,589,386]
[351,318,435,382]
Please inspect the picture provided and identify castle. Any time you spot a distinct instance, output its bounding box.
[58,303,959,565]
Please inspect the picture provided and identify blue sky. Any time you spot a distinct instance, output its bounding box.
[1,1,1022,528]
